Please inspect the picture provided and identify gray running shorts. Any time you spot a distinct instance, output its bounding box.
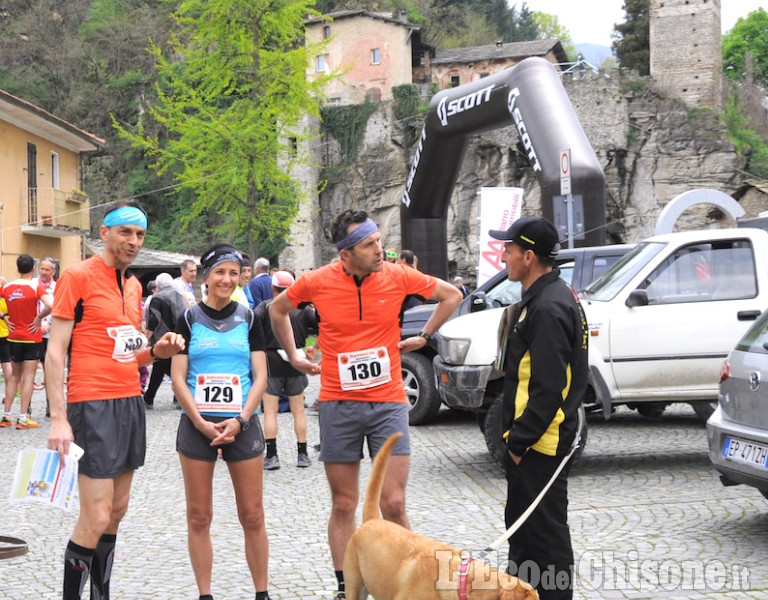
[266,374,309,397]
[318,401,410,463]
[68,396,146,478]
[176,413,265,462]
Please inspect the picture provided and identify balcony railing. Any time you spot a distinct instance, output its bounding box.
[21,188,90,235]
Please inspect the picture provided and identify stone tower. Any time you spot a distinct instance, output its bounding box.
[650,0,722,110]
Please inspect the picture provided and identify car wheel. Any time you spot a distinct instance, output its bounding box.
[690,401,717,421]
[635,403,667,419]
[483,392,588,468]
[482,391,507,467]
[401,352,441,425]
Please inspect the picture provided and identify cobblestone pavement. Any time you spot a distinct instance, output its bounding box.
[1,378,767,599]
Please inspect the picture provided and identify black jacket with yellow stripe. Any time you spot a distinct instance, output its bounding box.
[501,269,588,457]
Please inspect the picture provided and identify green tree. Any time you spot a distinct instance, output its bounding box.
[612,0,650,75]
[723,8,768,86]
[439,12,497,48]
[723,90,768,179]
[532,11,575,58]
[115,0,331,257]
[507,2,539,42]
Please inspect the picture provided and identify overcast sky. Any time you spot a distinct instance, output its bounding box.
[516,0,767,46]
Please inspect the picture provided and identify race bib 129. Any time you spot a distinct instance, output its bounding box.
[194,373,243,412]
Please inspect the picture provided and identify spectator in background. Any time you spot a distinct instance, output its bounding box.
[141,280,157,333]
[0,278,12,414]
[232,252,253,307]
[173,259,198,306]
[453,276,470,298]
[32,257,57,415]
[254,270,317,470]
[144,273,188,409]
[397,249,416,268]
[248,257,272,306]
[385,249,398,263]
[0,254,53,429]
[398,250,421,310]
[138,280,156,396]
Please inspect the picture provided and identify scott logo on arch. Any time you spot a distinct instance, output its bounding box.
[437,84,495,127]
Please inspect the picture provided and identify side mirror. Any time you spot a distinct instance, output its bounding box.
[626,289,649,308]
[469,291,488,313]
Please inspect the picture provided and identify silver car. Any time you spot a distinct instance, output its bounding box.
[707,309,768,499]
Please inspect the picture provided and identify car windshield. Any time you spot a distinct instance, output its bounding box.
[486,277,523,307]
[582,242,666,301]
[558,261,575,286]
[736,309,768,354]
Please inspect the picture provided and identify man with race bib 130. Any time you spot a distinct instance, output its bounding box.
[269,209,462,600]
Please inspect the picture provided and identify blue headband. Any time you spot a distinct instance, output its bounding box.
[336,218,379,251]
[201,246,243,280]
[103,206,147,229]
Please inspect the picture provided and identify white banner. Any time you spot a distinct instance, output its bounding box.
[477,187,524,286]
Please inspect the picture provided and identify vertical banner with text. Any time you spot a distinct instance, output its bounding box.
[477,187,524,286]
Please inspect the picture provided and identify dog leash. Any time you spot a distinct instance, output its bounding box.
[0,535,28,560]
[480,407,584,557]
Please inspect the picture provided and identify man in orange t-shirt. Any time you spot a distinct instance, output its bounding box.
[269,210,462,600]
[0,253,53,429]
[45,203,185,600]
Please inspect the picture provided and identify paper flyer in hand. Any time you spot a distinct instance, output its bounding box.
[9,446,80,511]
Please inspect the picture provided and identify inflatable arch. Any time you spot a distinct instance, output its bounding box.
[401,57,606,278]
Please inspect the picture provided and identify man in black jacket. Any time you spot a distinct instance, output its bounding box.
[490,217,588,600]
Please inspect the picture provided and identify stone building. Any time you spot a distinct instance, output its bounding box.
[305,10,433,105]
[430,39,569,90]
[650,0,723,110]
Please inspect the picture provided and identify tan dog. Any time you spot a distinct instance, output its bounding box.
[343,433,539,600]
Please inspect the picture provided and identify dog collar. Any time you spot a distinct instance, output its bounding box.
[458,556,473,600]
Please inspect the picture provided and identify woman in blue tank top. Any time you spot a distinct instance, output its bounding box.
[171,243,270,600]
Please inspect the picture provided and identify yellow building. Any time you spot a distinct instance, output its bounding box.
[0,89,105,277]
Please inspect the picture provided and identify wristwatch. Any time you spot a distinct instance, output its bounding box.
[417,330,432,343]
[235,414,250,431]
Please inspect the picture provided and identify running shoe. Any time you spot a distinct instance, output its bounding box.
[333,592,346,600]
[264,455,281,470]
[0,416,12,428]
[15,416,39,429]
[297,453,312,468]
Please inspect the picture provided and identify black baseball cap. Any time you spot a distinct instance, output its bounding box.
[489,216,561,259]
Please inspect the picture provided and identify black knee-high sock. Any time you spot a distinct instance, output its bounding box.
[266,438,277,458]
[335,569,345,592]
[63,540,94,600]
[297,441,307,455]
[90,533,117,600]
